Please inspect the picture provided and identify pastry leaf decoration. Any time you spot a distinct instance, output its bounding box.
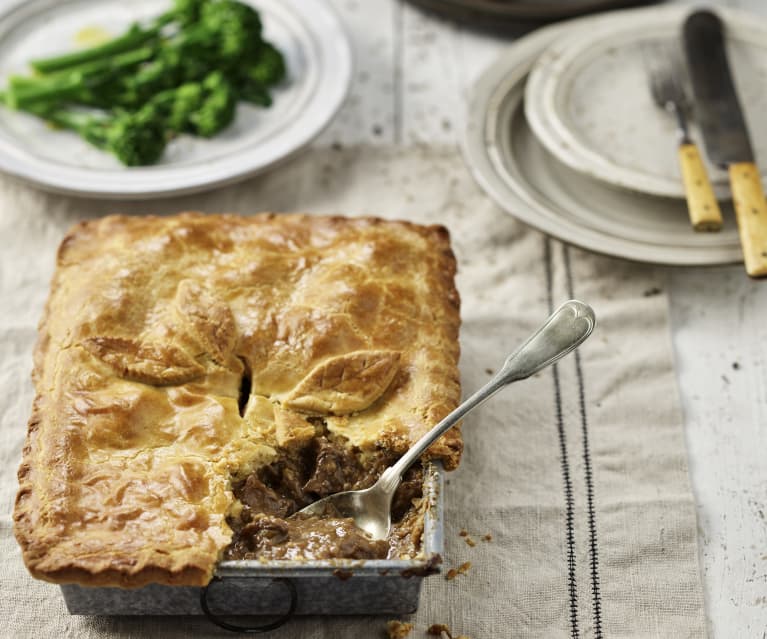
[284,350,401,415]
[82,336,205,385]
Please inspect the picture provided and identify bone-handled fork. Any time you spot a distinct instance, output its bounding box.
[642,41,723,231]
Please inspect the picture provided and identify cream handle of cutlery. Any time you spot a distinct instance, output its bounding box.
[728,162,767,278]
[678,143,723,232]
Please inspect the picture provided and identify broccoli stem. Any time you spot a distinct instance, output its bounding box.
[6,47,154,110]
[22,45,154,82]
[25,105,111,150]
[30,23,161,74]
[43,108,97,135]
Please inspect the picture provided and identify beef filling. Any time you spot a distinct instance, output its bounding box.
[225,433,424,560]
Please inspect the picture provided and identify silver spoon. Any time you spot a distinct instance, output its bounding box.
[296,299,596,540]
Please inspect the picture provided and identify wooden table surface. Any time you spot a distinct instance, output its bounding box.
[318,0,767,636]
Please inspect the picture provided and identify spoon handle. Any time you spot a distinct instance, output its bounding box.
[382,300,595,485]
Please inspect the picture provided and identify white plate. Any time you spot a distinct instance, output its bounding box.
[524,6,767,199]
[0,0,351,198]
[463,15,743,266]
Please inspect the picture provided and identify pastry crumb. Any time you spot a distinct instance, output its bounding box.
[426,623,471,638]
[445,561,472,580]
[458,529,468,537]
[464,536,476,547]
[483,533,493,542]
[386,620,413,638]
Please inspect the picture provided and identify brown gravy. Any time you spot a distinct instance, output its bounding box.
[225,434,424,561]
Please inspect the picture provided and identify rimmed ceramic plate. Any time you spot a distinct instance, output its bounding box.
[524,6,767,199]
[463,13,743,266]
[0,0,351,198]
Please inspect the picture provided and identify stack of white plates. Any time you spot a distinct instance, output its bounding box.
[463,5,767,265]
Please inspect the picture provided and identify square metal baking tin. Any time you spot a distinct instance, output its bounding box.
[61,462,444,617]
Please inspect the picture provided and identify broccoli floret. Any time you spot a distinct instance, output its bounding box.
[188,71,236,137]
[234,42,286,106]
[151,82,203,132]
[195,0,262,65]
[105,108,167,166]
[45,106,167,166]
[149,71,236,136]
[246,42,286,87]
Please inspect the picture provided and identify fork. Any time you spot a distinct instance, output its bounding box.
[642,41,723,231]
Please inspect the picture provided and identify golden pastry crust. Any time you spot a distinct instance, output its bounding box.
[14,213,461,587]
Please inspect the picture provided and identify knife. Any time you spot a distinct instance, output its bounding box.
[683,10,767,278]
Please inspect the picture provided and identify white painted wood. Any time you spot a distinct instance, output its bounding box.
[323,1,767,636]
[667,3,767,637]
[670,266,767,639]
[399,3,463,144]
[317,0,398,146]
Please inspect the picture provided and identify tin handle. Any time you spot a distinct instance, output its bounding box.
[200,577,297,633]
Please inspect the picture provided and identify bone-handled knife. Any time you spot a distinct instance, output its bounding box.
[684,10,767,278]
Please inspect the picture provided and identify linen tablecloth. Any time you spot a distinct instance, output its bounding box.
[0,146,706,638]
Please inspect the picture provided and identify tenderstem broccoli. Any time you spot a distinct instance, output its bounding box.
[188,71,237,137]
[2,0,287,165]
[42,106,167,166]
[5,47,155,110]
[150,71,236,137]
